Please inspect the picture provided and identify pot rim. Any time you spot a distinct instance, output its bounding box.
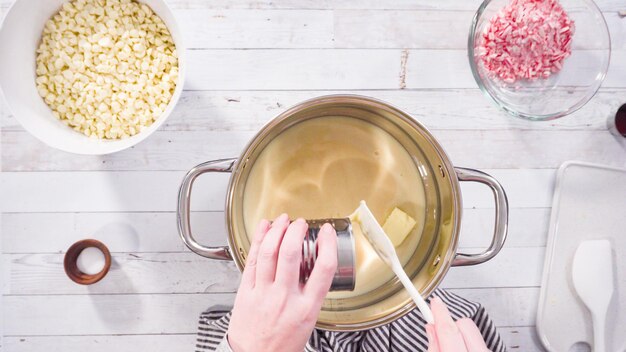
[224,94,463,330]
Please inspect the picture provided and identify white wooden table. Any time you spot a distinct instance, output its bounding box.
[1,1,625,351]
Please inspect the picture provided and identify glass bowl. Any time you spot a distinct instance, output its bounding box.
[468,0,610,121]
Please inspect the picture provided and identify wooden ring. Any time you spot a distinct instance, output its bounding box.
[63,239,112,285]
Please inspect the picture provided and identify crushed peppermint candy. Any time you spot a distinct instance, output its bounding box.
[476,0,575,83]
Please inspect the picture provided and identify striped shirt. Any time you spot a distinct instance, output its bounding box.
[196,288,506,352]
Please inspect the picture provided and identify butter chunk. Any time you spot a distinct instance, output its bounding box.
[382,207,416,247]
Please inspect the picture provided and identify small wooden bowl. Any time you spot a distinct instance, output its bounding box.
[63,239,111,285]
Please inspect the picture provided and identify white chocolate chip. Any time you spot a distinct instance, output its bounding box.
[35,0,178,140]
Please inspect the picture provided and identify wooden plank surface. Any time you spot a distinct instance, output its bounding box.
[1,169,557,213]
[3,287,537,335]
[3,129,626,171]
[2,0,625,11]
[334,11,625,49]
[1,207,550,254]
[1,45,597,91]
[3,89,626,132]
[3,335,197,352]
[4,246,542,295]
[3,293,237,336]
[2,7,622,49]
[1,211,226,253]
[2,0,625,350]
[178,9,334,49]
[3,252,241,295]
[1,327,543,352]
[173,49,626,90]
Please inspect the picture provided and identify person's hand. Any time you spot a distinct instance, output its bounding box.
[227,214,338,352]
[426,297,490,352]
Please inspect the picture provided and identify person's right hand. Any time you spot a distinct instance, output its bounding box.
[227,214,338,352]
[426,297,491,352]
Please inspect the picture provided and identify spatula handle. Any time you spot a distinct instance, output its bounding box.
[393,264,434,324]
[592,312,606,352]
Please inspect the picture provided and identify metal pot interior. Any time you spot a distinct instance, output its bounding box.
[226,95,461,330]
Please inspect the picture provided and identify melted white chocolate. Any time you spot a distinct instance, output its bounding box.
[242,116,426,298]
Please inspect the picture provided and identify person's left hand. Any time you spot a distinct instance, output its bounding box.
[426,296,490,352]
[226,214,338,352]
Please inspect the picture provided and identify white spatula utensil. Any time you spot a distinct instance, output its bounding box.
[571,240,614,352]
[350,200,434,324]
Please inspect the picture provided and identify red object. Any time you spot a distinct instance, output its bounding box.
[477,0,575,83]
[616,104,626,137]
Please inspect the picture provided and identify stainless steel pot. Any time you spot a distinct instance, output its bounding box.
[177,95,508,331]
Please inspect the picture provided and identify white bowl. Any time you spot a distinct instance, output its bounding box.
[0,0,186,155]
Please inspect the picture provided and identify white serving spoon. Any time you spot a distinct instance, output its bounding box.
[571,240,614,352]
[350,200,434,324]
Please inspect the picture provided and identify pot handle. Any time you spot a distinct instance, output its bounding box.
[452,167,509,266]
[177,158,238,260]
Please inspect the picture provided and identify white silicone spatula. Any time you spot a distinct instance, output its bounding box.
[350,200,434,324]
[571,240,614,352]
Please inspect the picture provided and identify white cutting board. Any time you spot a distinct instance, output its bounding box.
[537,162,626,352]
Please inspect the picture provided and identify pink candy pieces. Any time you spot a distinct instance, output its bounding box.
[477,0,575,83]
